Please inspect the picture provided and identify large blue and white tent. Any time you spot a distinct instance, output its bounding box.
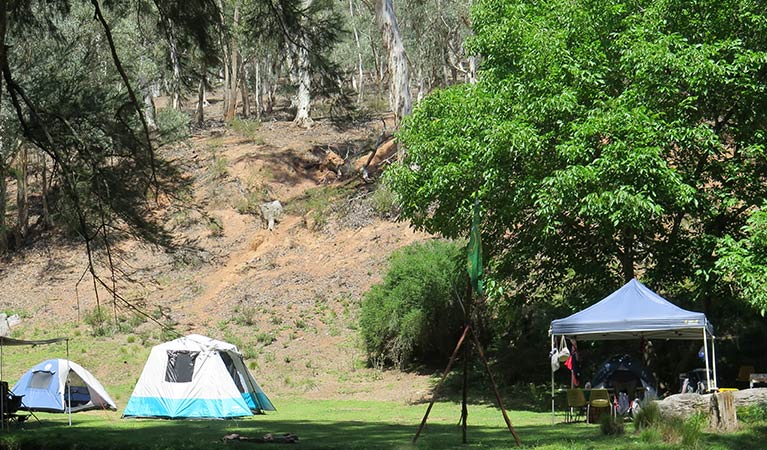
[123,334,275,419]
[12,359,117,413]
[549,279,718,416]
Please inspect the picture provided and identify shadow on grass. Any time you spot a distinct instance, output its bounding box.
[2,411,765,450]
[0,414,603,450]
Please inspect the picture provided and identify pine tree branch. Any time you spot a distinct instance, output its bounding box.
[90,0,158,193]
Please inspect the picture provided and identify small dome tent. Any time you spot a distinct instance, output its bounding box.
[12,359,117,413]
[590,354,657,398]
[123,334,275,419]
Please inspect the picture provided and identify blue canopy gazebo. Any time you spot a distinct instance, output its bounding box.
[549,279,717,417]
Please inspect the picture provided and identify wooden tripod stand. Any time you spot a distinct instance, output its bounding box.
[412,322,522,446]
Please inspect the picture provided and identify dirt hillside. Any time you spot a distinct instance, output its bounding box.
[0,104,434,402]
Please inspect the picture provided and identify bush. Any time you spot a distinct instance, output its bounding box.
[83,307,111,336]
[371,182,399,218]
[738,402,767,424]
[359,240,465,369]
[633,400,662,431]
[156,107,191,142]
[599,413,625,435]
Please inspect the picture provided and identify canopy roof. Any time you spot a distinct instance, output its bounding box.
[550,279,714,340]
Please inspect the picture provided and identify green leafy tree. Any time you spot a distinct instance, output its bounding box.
[716,209,767,316]
[388,0,767,319]
[360,240,464,368]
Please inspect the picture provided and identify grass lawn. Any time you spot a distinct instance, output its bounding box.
[1,399,764,449]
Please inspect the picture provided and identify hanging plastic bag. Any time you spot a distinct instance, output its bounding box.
[557,336,571,363]
[550,348,560,371]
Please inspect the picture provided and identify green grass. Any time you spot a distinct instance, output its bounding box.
[0,399,765,450]
[2,325,764,449]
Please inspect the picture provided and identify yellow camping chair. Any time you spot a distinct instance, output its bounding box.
[566,389,587,423]
[587,388,613,424]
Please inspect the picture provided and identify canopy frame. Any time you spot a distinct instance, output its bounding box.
[547,279,718,423]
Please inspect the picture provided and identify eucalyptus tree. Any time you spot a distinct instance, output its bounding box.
[375,0,410,125]
[397,0,473,99]
[245,0,345,125]
[387,0,767,320]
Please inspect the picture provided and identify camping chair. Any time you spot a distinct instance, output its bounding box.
[587,389,612,424]
[1,382,29,429]
[566,389,587,423]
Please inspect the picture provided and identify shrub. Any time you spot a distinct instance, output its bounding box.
[738,402,767,424]
[633,400,662,431]
[156,107,191,142]
[229,118,263,142]
[371,182,399,217]
[599,413,625,435]
[359,240,464,369]
[83,307,111,336]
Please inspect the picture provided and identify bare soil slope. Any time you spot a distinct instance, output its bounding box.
[0,109,433,402]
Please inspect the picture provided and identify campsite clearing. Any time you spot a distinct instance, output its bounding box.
[1,398,765,450]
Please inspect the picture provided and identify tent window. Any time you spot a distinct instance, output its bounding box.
[165,351,199,383]
[30,371,54,389]
[219,351,245,392]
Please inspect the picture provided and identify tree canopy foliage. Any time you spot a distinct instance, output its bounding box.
[388,0,767,317]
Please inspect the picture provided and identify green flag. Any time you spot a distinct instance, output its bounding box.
[467,200,484,296]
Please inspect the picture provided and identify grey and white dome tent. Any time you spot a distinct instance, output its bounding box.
[548,279,718,418]
[123,334,275,419]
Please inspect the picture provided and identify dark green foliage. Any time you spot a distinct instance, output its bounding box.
[633,400,662,431]
[599,412,624,436]
[738,403,767,424]
[359,240,464,369]
[387,0,767,384]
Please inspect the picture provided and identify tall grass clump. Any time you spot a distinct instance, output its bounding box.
[633,400,661,431]
[738,402,767,424]
[359,240,464,369]
[599,413,625,435]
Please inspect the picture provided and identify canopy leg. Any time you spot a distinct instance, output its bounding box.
[703,329,711,392]
[551,334,555,424]
[711,336,718,390]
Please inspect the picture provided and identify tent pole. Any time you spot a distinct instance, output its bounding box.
[711,334,718,390]
[67,340,71,427]
[702,328,711,393]
[550,334,555,424]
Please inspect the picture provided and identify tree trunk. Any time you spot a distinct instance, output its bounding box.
[195,69,206,125]
[142,86,158,131]
[15,145,28,245]
[468,56,478,84]
[217,0,233,119]
[241,65,250,118]
[292,0,314,128]
[40,152,51,228]
[709,391,738,432]
[223,3,242,122]
[375,0,411,127]
[254,61,262,120]
[166,18,182,110]
[349,0,364,105]
[0,1,6,252]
